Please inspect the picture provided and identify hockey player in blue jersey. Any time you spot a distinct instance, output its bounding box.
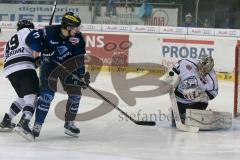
[25,12,90,139]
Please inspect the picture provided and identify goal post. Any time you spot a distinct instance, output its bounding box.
[234,40,240,117]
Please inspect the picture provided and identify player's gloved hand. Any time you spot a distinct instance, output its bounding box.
[183,88,200,100]
[79,72,90,89]
[65,72,90,89]
[84,72,90,86]
[183,88,208,102]
[34,56,41,68]
[41,48,55,63]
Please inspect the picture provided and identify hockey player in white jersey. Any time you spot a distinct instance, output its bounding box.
[162,55,218,126]
[0,19,39,140]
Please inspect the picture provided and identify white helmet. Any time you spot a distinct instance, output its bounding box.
[197,55,214,77]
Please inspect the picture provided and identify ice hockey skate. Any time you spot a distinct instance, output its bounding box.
[64,121,80,137]
[14,116,34,141]
[0,114,16,132]
[32,122,42,138]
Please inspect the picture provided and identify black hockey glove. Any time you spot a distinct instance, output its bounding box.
[65,71,90,89]
[42,48,55,63]
[80,72,90,89]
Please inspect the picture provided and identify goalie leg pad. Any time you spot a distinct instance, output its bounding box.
[185,109,232,130]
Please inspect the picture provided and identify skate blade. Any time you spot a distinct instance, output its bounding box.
[0,127,14,132]
[64,129,79,138]
[14,126,35,142]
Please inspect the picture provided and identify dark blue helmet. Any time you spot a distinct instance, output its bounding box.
[61,12,81,29]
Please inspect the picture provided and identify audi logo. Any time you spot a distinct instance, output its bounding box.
[104,41,132,51]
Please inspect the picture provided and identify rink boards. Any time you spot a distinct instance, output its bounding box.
[0,22,240,81]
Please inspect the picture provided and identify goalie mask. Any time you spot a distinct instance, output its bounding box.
[197,55,214,77]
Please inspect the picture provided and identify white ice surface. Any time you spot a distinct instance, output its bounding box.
[0,71,240,160]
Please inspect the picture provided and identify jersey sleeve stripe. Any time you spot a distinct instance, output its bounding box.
[205,90,215,100]
[4,56,35,68]
[208,74,216,90]
[185,59,197,67]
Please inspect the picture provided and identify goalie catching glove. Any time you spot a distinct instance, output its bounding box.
[183,88,208,102]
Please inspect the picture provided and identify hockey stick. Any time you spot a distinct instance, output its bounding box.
[53,60,156,126]
[49,0,58,25]
[170,91,199,132]
[88,85,155,126]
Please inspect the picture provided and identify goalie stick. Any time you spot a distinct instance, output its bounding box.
[53,60,156,126]
[170,91,199,133]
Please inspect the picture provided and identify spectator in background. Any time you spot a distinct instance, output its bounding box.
[203,18,210,28]
[138,0,152,20]
[180,13,196,27]
[92,0,101,16]
[106,0,117,17]
[16,0,28,4]
[221,16,235,29]
[126,0,139,11]
[95,0,101,16]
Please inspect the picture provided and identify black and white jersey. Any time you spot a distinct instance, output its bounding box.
[3,28,35,77]
[173,59,218,104]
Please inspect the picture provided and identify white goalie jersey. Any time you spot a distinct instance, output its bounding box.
[173,59,218,104]
[3,28,35,77]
